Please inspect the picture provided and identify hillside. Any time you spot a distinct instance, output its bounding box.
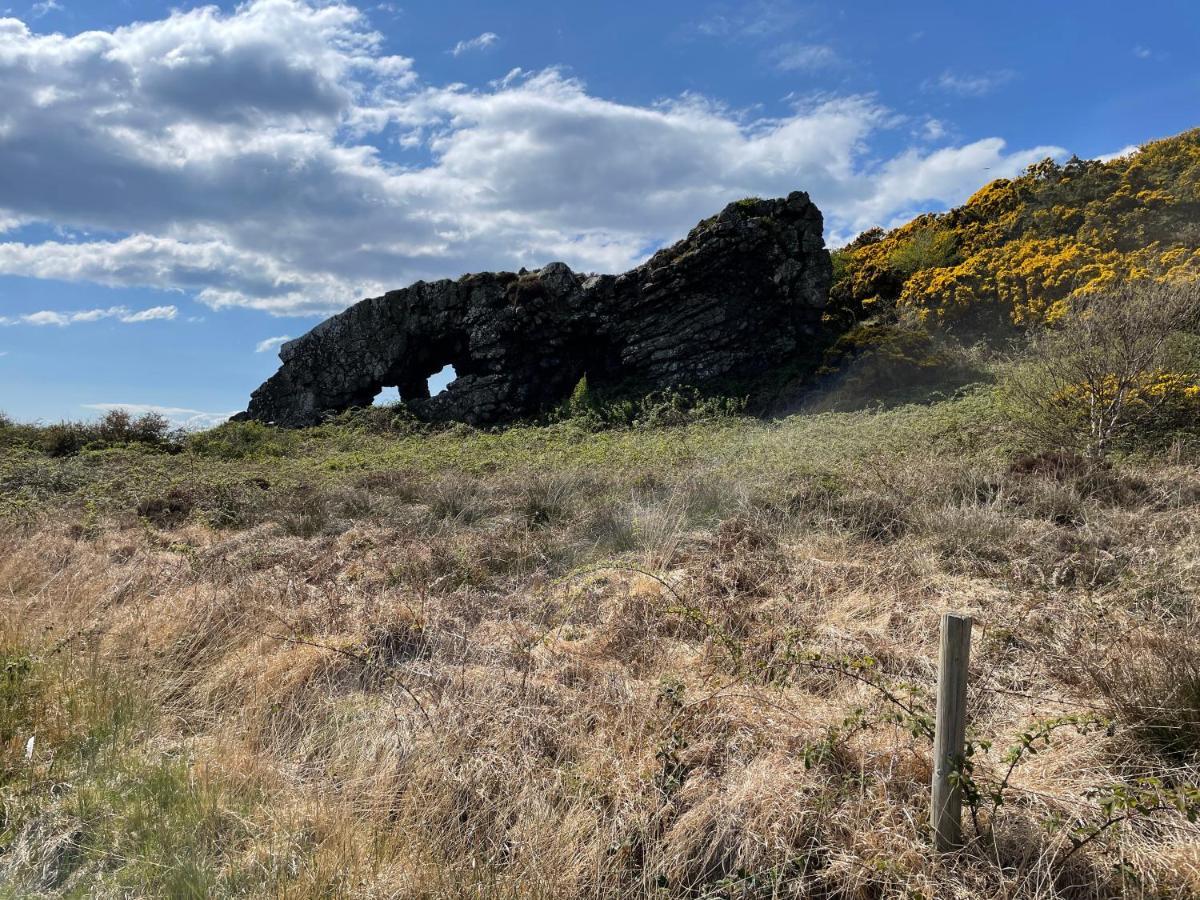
[830,127,1200,328]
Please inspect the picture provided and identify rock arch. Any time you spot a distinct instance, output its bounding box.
[237,192,832,427]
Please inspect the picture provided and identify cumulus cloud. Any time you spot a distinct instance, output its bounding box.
[0,0,1064,316]
[451,32,498,56]
[846,139,1051,233]
[82,402,234,430]
[0,236,379,315]
[255,334,292,353]
[0,305,178,326]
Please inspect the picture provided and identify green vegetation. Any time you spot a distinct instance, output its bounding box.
[4,324,1200,895]
[5,131,1200,899]
[820,129,1200,423]
[829,128,1200,327]
[1001,281,1200,458]
[0,385,1005,531]
[0,409,181,458]
[0,634,387,897]
[1,643,238,895]
[886,225,960,278]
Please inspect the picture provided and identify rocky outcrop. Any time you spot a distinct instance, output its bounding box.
[237,191,832,427]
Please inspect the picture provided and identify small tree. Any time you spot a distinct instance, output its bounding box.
[567,374,595,416]
[130,412,172,444]
[97,408,134,443]
[1004,280,1200,459]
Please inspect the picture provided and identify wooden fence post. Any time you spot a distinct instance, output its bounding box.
[931,611,972,851]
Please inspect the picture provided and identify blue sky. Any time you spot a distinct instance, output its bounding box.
[0,0,1197,425]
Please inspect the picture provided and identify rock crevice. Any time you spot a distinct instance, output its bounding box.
[238,191,832,427]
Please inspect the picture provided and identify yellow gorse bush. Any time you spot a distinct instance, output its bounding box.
[1051,370,1200,418]
[830,128,1200,326]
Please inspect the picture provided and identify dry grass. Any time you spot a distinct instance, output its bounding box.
[2,401,1200,898]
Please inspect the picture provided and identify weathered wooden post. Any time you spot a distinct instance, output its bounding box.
[931,611,972,851]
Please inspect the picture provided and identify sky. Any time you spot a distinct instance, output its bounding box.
[0,0,1197,426]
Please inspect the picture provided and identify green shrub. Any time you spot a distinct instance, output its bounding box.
[566,375,595,417]
[186,421,297,460]
[0,410,180,457]
[1001,281,1200,459]
[326,403,426,435]
[632,387,746,428]
[888,226,958,276]
[96,409,174,445]
[0,414,43,452]
[551,383,747,431]
[41,422,95,457]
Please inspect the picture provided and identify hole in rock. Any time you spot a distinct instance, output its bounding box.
[373,386,401,406]
[428,364,456,397]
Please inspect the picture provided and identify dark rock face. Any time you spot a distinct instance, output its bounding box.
[237,192,832,427]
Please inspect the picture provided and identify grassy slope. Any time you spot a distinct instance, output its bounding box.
[2,391,1200,898]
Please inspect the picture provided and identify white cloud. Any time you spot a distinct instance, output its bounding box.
[29,0,61,18]
[0,235,374,315]
[691,1,804,39]
[926,69,1016,97]
[255,334,292,353]
[1095,144,1140,163]
[0,1,1064,316]
[770,43,838,72]
[828,137,1058,242]
[82,402,234,430]
[121,305,178,322]
[922,118,947,141]
[1133,45,1152,59]
[0,304,178,326]
[450,31,498,56]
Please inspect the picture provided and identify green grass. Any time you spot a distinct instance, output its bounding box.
[0,388,1008,532]
[0,644,283,898]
